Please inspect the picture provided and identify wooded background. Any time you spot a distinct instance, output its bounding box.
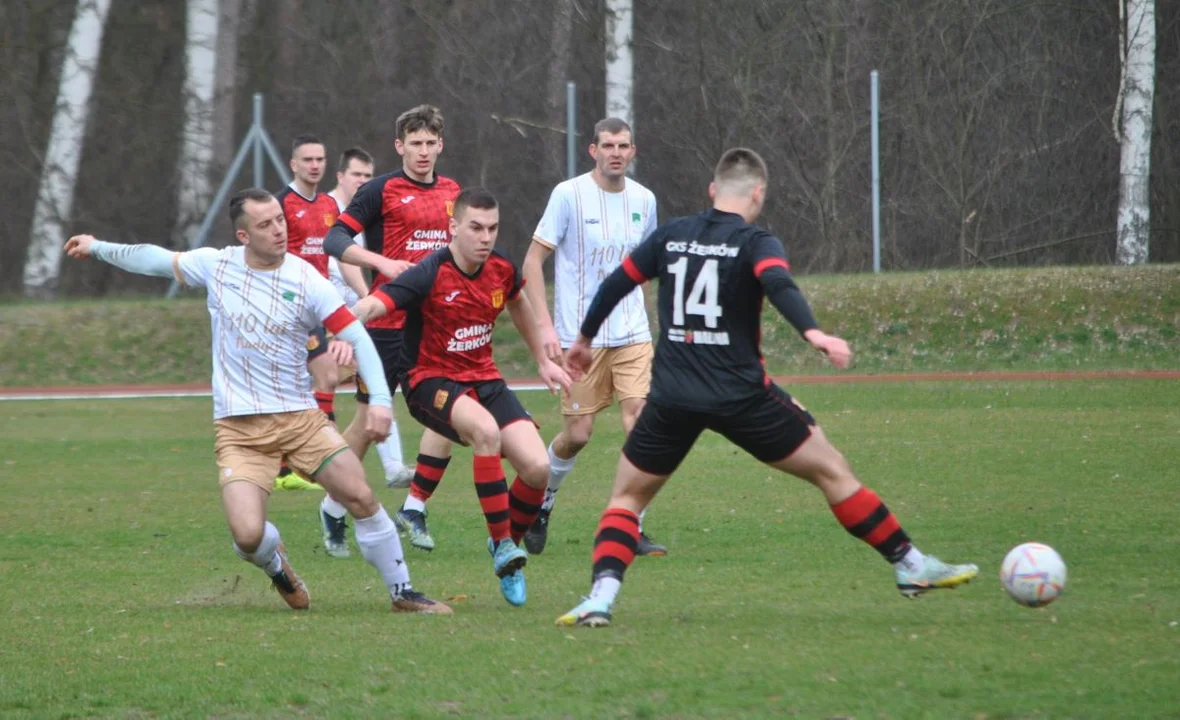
[2,0,1177,296]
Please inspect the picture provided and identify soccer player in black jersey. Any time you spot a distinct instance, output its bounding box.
[557,148,978,628]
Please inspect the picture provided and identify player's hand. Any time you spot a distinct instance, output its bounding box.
[64,234,96,260]
[373,258,413,280]
[562,338,593,382]
[364,403,394,443]
[327,340,353,367]
[540,324,562,362]
[804,329,852,369]
[539,358,573,395]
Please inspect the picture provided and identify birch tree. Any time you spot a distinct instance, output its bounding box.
[172,0,221,252]
[604,0,634,129]
[22,0,111,297]
[1115,0,1156,265]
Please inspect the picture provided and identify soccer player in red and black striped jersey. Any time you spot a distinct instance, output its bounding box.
[323,106,461,552]
[273,135,357,500]
[556,148,979,628]
[351,188,572,608]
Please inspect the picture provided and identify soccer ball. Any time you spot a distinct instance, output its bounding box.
[1000,542,1067,607]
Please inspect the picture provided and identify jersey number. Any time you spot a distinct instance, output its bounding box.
[668,257,723,328]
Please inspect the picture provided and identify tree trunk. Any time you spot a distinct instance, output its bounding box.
[22,0,112,297]
[172,0,220,252]
[604,0,634,128]
[212,0,242,175]
[547,0,575,180]
[1116,0,1155,265]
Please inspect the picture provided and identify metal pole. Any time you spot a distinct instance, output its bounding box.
[253,93,264,187]
[259,128,292,185]
[566,81,577,179]
[871,70,881,273]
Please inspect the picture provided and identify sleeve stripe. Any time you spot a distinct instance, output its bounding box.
[323,305,356,335]
[531,234,557,250]
[171,253,186,286]
[754,257,790,277]
[372,290,396,314]
[622,255,648,283]
[340,214,363,233]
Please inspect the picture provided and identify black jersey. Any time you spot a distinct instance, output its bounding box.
[580,209,818,412]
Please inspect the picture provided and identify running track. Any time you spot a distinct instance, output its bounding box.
[1,370,1176,401]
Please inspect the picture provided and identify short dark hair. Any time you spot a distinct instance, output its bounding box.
[395,105,444,141]
[593,117,633,145]
[290,134,323,157]
[452,187,498,219]
[229,188,275,229]
[713,147,768,194]
[337,146,374,172]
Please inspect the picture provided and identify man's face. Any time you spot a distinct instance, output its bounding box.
[449,205,499,265]
[236,197,288,261]
[290,143,326,187]
[396,129,443,179]
[336,158,374,198]
[589,130,636,180]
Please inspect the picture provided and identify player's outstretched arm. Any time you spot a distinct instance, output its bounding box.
[753,244,852,369]
[349,294,389,325]
[333,319,394,441]
[339,260,369,300]
[64,235,178,278]
[507,292,572,394]
[325,232,412,282]
[521,239,561,359]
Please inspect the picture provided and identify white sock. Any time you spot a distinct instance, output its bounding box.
[233,521,282,576]
[354,506,412,596]
[589,575,622,604]
[638,507,647,533]
[402,495,427,514]
[320,494,348,520]
[375,423,405,476]
[892,545,926,573]
[542,442,577,512]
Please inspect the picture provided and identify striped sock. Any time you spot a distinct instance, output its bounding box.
[508,477,545,544]
[591,507,640,582]
[409,454,450,503]
[830,487,912,563]
[313,391,335,422]
[474,454,510,542]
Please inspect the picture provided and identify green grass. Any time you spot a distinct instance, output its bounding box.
[2,264,1178,387]
[1,379,1178,718]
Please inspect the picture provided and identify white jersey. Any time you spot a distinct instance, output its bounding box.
[173,246,352,420]
[534,172,657,348]
[328,192,365,306]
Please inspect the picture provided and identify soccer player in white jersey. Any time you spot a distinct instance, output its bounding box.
[62,188,451,615]
[521,117,667,556]
[326,146,415,491]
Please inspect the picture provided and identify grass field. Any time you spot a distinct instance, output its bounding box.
[1,378,1178,718]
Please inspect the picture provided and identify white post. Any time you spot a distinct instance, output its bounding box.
[253,93,265,187]
[1115,0,1156,265]
[605,0,634,129]
[566,81,577,179]
[871,70,881,273]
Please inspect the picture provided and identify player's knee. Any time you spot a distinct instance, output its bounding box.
[333,480,377,516]
[517,454,550,489]
[231,523,265,553]
[564,416,594,450]
[466,420,502,455]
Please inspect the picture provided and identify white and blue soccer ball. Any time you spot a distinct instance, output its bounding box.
[1001,542,1067,608]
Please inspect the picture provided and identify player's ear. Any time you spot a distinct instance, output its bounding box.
[235,228,249,246]
[708,182,717,201]
[588,142,598,160]
[449,215,459,236]
[394,138,405,156]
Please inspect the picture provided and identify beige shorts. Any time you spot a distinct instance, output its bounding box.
[213,409,350,492]
[562,342,653,416]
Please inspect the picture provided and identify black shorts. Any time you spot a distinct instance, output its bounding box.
[405,377,535,445]
[622,383,817,476]
[305,326,330,362]
[355,329,407,404]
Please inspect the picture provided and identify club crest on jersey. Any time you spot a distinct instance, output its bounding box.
[306,334,320,351]
[490,289,505,309]
[631,212,642,224]
[445,200,455,217]
[433,389,449,410]
[323,214,335,227]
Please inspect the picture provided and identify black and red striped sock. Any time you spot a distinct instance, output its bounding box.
[313,391,336,422]
[409,454,450,503]
[278,462,292,477]
[830,487,911,563]
[473,454,510,543]
[508,477,545,544]
[591,507,640,581]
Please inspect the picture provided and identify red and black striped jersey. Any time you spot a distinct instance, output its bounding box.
[371,248,524,388]
[275,185,339,278]
[333,170,461,330]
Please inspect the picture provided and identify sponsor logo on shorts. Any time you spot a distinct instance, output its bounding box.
[222,467,233,477]
[306,334,321,351]
[491,289,504,309]
[356,377,368,394]
[434,389,449,410]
